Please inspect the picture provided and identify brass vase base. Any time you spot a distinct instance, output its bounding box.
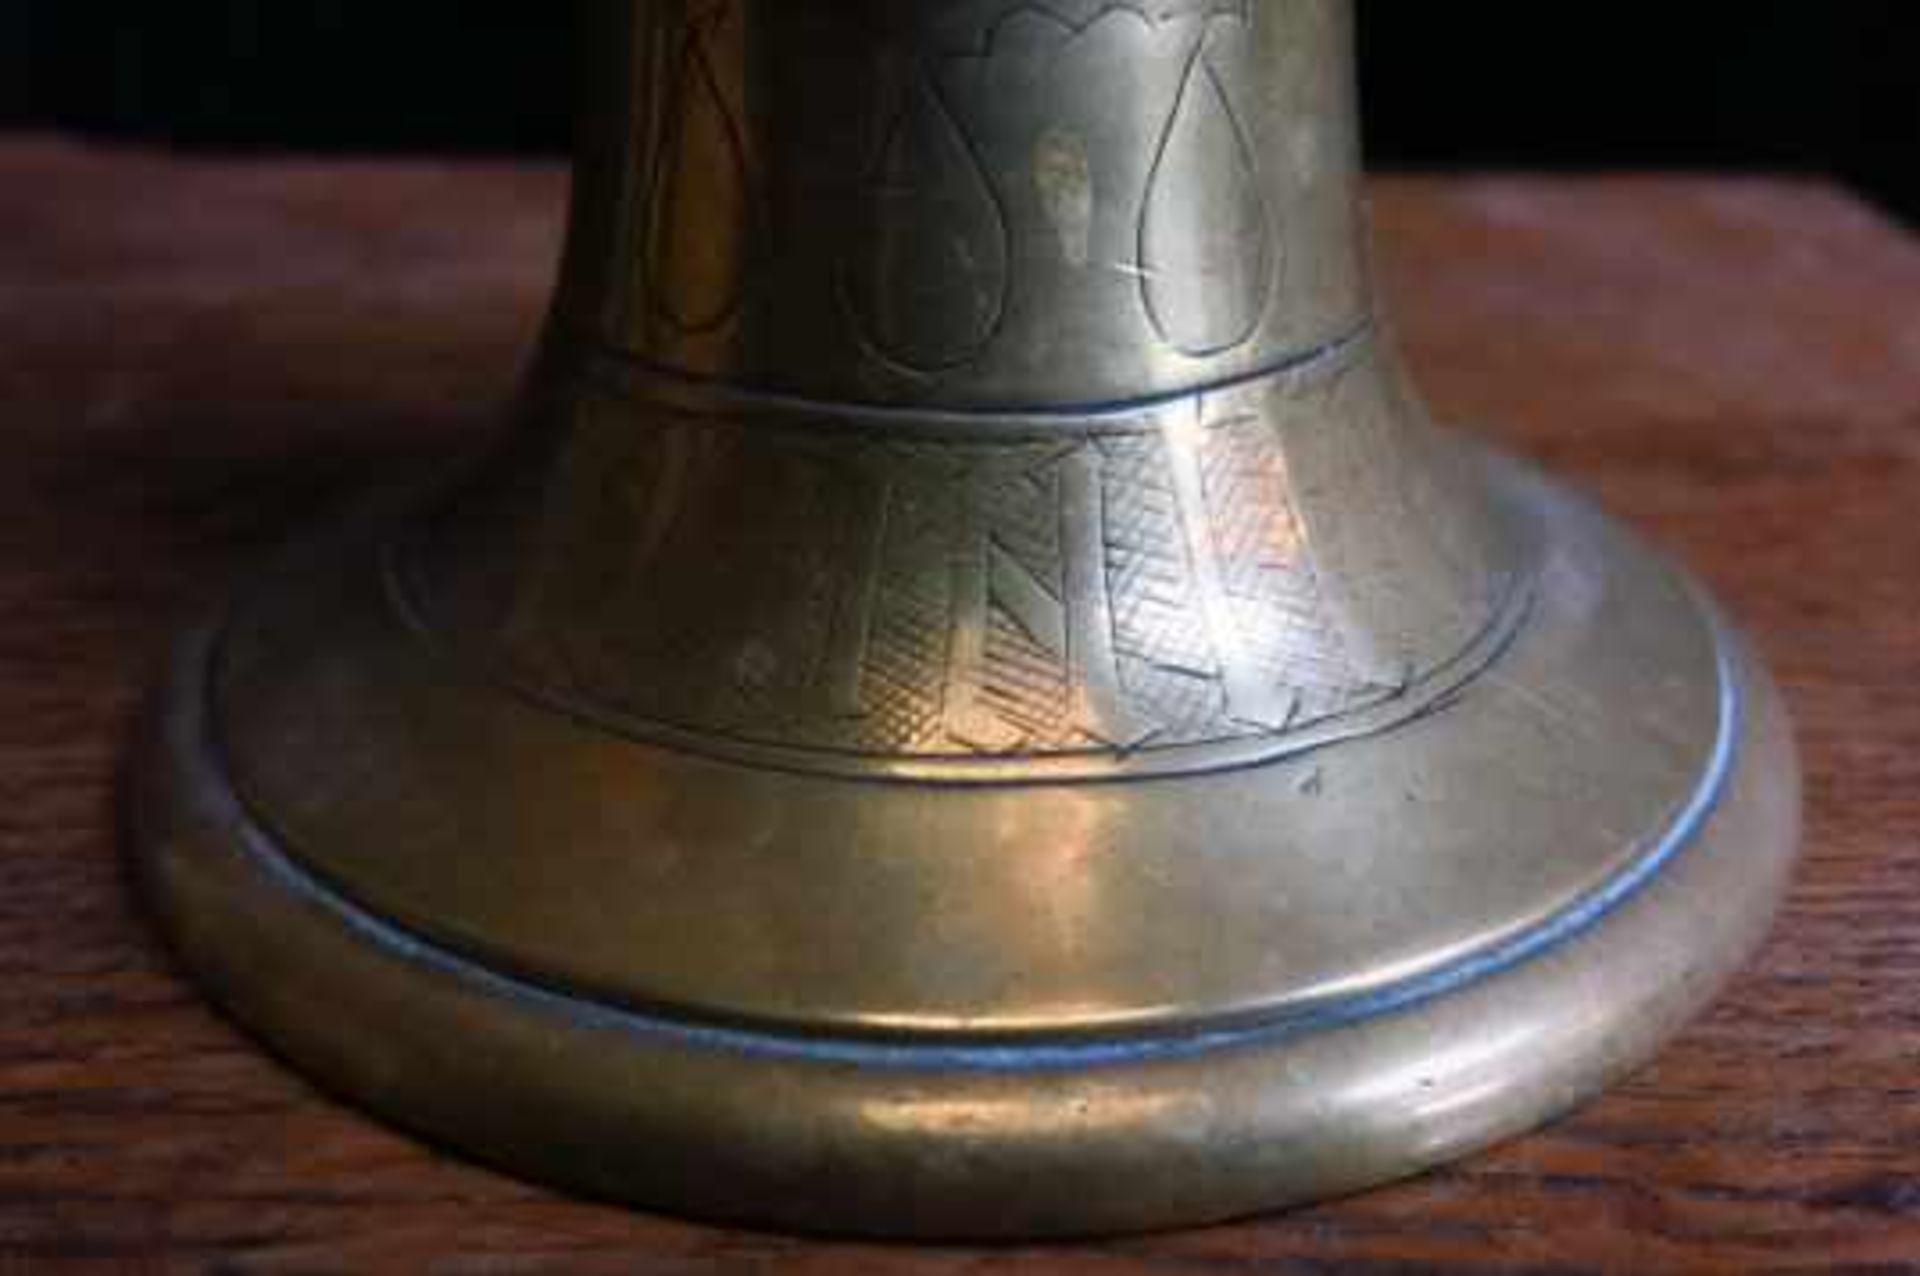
[133,442,1799,1239]
[132,0,1800,1237]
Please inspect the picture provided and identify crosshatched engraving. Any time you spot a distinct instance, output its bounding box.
[398,332,1532,783]
[389,1,1513,783]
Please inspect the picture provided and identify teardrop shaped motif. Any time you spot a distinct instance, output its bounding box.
[644,30,755,335]
[842,75,1009,375]
[1139,54,1274,358]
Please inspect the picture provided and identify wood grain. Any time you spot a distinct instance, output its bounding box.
[2,138,1916,1273]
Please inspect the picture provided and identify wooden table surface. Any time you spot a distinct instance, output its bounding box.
[2,138,1916,1273]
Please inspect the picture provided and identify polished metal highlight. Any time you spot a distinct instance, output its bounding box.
[132,0,1801,1238]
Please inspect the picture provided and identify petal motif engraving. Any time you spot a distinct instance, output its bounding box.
[842,71,1010,375]
[644,20,755,334]
[1139,32,1275,358]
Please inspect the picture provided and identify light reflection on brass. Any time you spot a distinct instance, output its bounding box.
[858,1087,1193,1143]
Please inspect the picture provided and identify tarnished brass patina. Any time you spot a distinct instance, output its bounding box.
[132,0,1801,1237]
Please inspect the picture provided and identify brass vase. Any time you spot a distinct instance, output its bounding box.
[132,0,1801,1238]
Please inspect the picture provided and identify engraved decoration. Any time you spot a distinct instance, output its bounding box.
[603,2,1297,394]
[840,62,1010,373]
[401,336,1529,783]
[868,4,1279,373]
[618,0,763,339]
[400,1,1522,783]
[1139,11,1275,355]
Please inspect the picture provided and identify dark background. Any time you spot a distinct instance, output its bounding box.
[3,3,1916,222]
